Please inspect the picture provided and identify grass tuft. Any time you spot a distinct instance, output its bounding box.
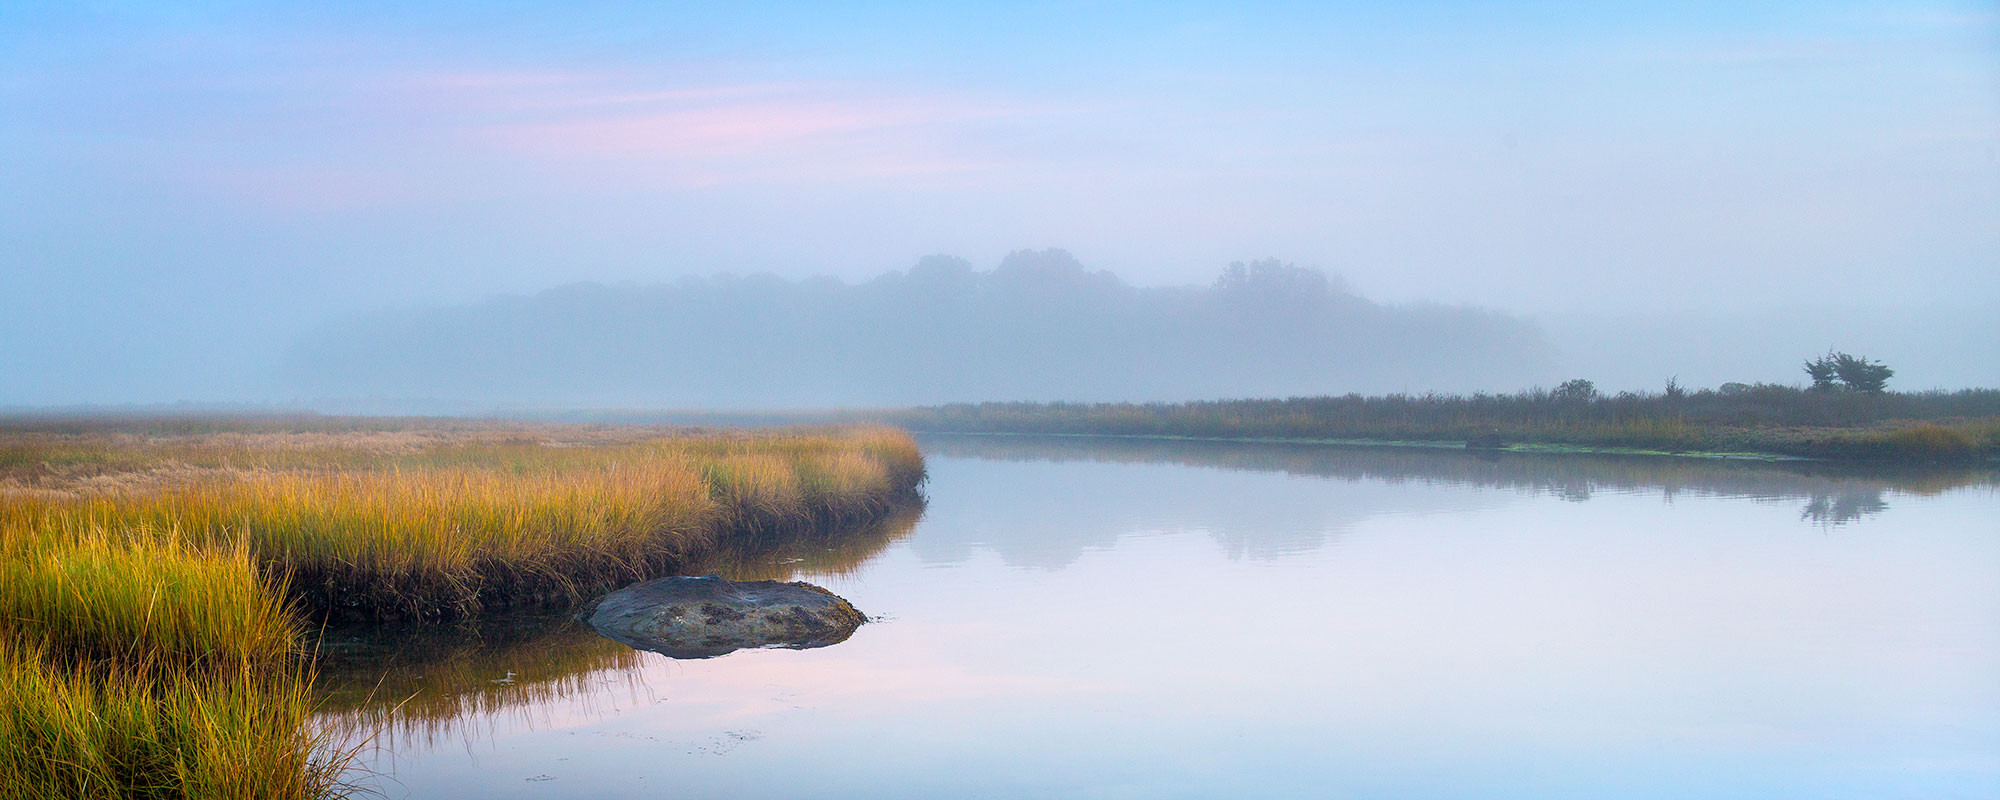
[0,640,350,800]
[0,526,295,670]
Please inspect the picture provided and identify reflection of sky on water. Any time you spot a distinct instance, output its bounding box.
[905,457,1501,568]
[330,440,2000,799]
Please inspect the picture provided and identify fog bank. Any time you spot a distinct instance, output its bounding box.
[283,250,1557,409]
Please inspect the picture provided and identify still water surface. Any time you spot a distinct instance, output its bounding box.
[320,436,2000,799]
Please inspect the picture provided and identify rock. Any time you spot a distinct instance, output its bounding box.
[586,575,866,659]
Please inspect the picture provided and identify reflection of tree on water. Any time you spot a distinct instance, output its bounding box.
[919,433,1994,531]
[1800,488,1891,527]
[311,504,924,751]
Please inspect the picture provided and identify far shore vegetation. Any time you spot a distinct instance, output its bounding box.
[0,417,926,799]
[887,378,2000,465]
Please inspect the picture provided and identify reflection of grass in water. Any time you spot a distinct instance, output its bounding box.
[311,612,644,751]
[683,503,924,582]
[924,433,1996,525]
[310,505,923,748]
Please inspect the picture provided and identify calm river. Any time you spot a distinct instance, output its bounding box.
[319,436,2000,799]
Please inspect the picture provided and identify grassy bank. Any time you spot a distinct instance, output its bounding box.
[891,386,2000,463]
[314,503,925,751]
[0,418,926,798]
[1,420,925,620]
[0,531,347,800]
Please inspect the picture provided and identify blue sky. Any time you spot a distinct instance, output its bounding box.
[1,1,1995,402]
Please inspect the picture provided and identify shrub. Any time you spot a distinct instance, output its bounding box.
[1551,379,1598,403]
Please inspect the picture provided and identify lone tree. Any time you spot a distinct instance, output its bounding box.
[1804,351,1893,393]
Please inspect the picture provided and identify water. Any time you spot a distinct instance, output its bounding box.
[319,436,2000,799]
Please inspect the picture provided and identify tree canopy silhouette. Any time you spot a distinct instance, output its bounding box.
[1805,351,1893,393]
[283,250,1559,408]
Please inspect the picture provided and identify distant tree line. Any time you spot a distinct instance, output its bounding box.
[283,250,1559,408]
[893,381,2000,462]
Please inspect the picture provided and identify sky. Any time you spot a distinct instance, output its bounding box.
[1,1,1996,404]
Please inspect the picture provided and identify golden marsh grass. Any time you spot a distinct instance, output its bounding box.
[1,422,925,620]
[0,418,926,798]
[0,640,350,800]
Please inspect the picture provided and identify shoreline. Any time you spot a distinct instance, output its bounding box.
[0,421,927,798]
[910,429,1816,463]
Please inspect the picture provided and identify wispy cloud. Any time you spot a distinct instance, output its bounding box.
[374,67,1044,181]
[483,94,1013,159]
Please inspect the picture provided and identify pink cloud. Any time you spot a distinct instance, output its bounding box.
[484,96,995,160]
[372,67,1033,181]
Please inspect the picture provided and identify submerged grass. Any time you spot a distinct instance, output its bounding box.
[0,418,926,798]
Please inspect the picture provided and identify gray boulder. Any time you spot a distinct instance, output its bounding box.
[587,575,866,659]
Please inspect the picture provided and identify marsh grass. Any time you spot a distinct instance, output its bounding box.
[1,423,925,621]
[0,515,350,799]
[897,388,2000,463]
[0,640,351,800]
[0,526,295,669]
[0,418,926,798]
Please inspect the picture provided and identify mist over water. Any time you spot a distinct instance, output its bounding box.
[5,245,1990,410]
[282,250,1558,410]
